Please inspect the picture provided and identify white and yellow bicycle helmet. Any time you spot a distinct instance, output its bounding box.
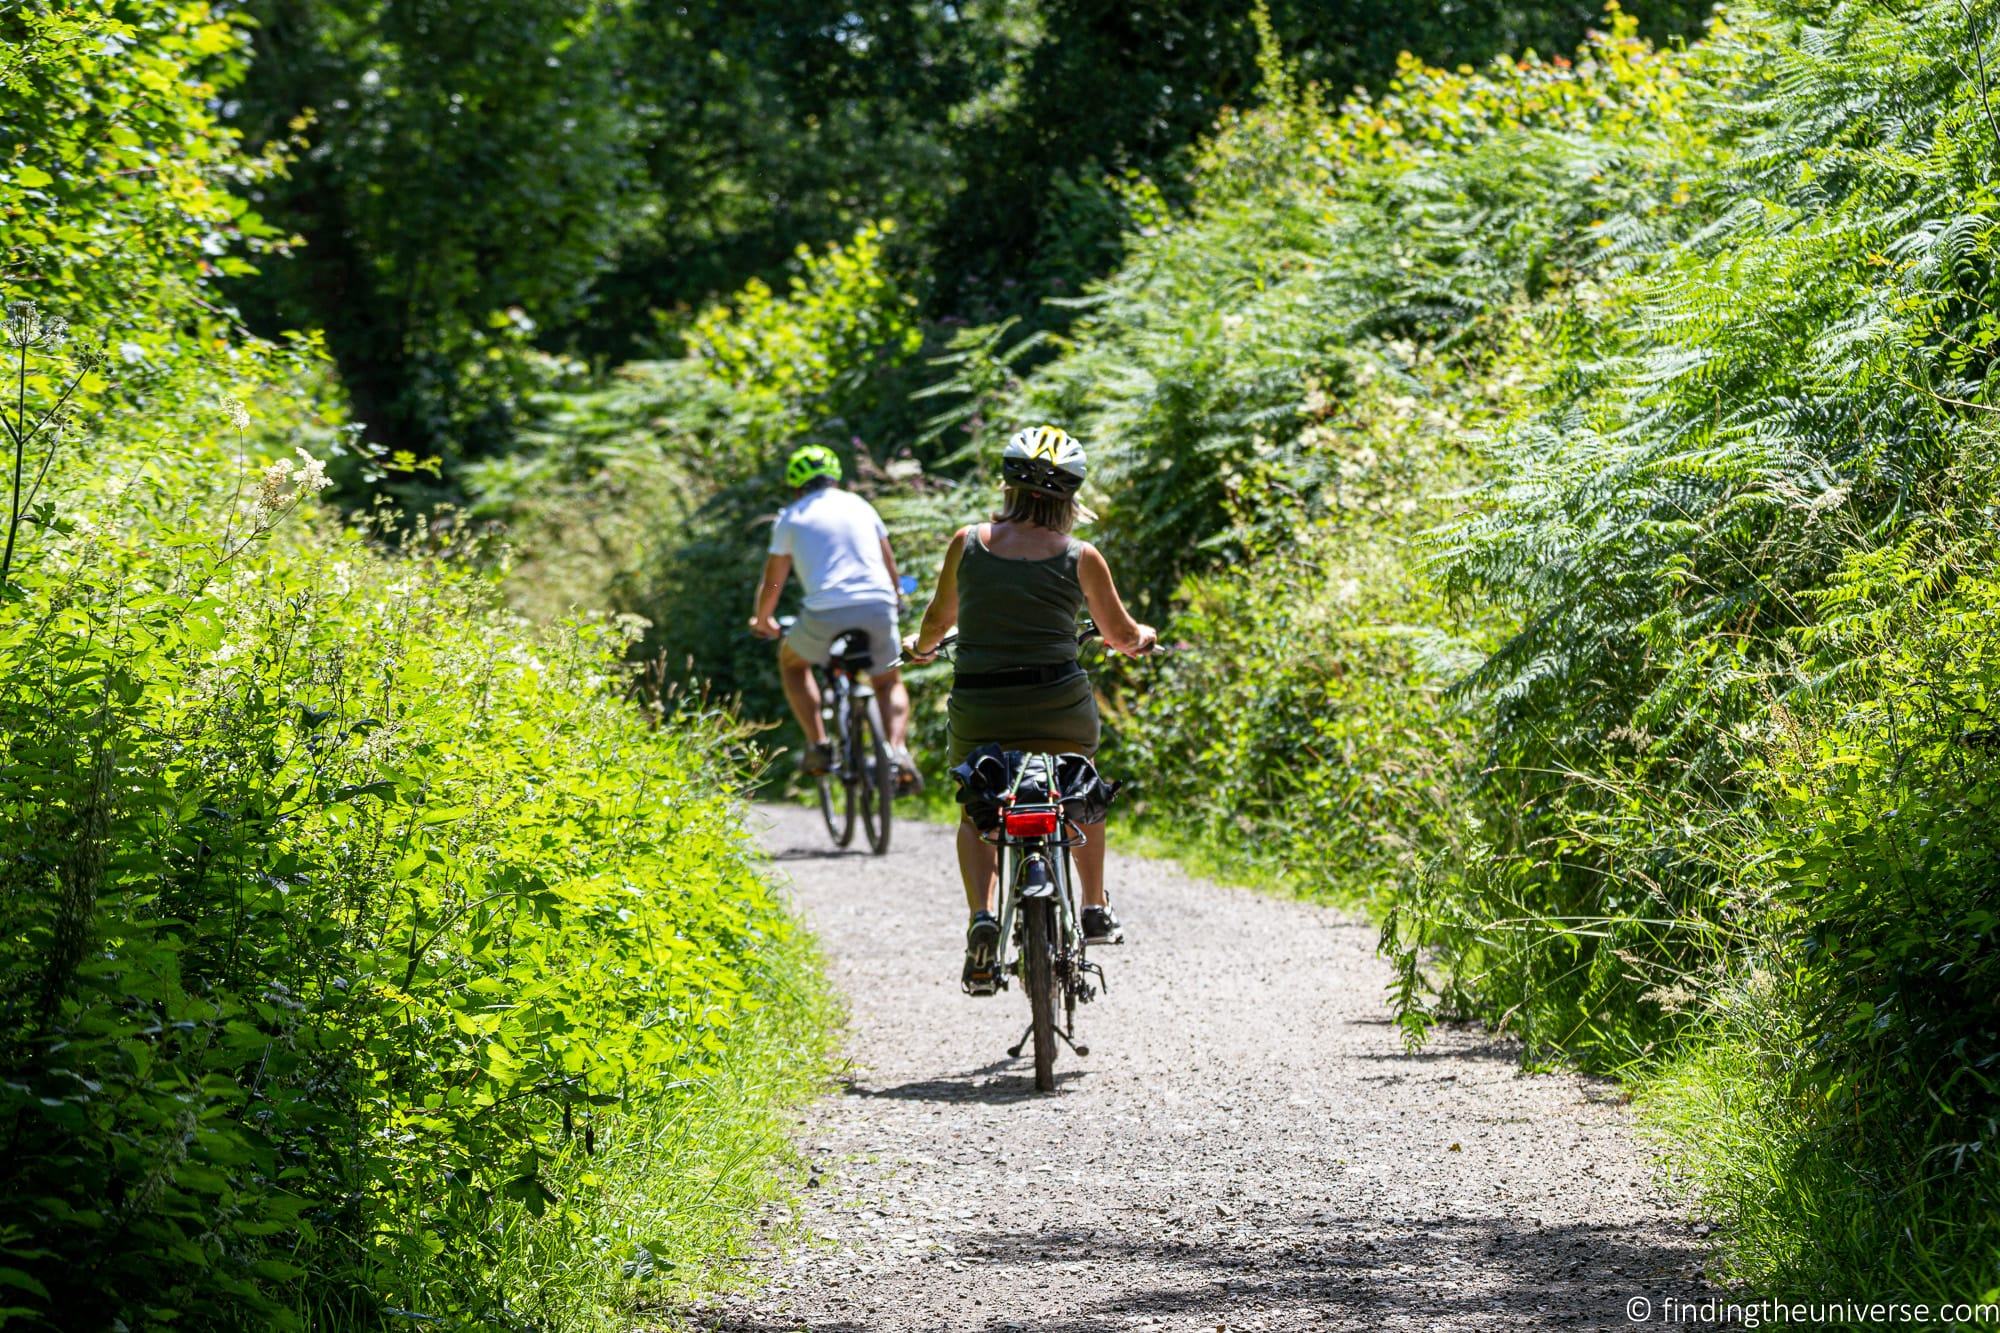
[1001,424,1087,498]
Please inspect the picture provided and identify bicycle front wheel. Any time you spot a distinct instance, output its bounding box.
[856,695,895,855]
[1023,898,1058,1092]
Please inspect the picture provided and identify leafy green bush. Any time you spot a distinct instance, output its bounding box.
[1634,512,2000,1301]
[1402,0,2000,1066]
[1,7,828,1327]
[0,457,816,1325]
[687,220,925,438]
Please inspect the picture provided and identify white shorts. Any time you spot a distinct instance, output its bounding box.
[787,602,900,671]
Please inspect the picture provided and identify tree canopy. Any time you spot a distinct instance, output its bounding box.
[223,0,1708,469]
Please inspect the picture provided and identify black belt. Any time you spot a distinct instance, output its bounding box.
[952,661,1084,690]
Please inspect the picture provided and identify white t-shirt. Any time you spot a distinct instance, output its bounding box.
[769,486,897,612]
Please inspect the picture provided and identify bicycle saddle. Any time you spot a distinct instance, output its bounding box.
[827,630,874,671]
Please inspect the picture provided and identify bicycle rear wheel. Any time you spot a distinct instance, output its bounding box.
[856,694,895,855]
[1023,898,1058,1092]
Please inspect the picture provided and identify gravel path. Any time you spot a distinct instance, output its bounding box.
[692,804,1715,1332]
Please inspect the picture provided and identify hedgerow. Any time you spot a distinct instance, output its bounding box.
[1,6,827,1327]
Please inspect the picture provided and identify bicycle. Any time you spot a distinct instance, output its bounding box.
[987,751,1106,1093]
[908,621,1121,1092]
[777,615,897,855]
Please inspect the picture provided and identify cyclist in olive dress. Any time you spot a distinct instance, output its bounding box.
[903,426,1156,992]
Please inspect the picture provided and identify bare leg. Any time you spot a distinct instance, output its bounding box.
[957,816,997,915]
[777,642,824,745]
[869,667,911,749]
[1072,820,1108,908]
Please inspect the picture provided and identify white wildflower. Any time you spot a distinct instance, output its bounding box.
[255,456,295,513]
[613,612,652,644]
[219,397,251,431]
[250,449,333,518]
[292,447,331,494]
[3,301,38,348]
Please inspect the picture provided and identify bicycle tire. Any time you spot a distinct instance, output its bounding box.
[1063,846,1081,1033]
[1024,897,1058,1092]
[856,694,895,855]
[818,681,856,848]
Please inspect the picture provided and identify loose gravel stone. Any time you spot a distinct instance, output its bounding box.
[687,805,1718,1332]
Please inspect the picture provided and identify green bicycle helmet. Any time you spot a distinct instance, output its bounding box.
[785,443,842,489]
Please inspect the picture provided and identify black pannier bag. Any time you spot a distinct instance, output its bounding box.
[949,743,1119,831]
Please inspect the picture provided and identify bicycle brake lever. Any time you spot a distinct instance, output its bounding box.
[889,633,957,670]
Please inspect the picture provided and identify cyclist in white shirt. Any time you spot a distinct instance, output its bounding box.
[749,444,918,786]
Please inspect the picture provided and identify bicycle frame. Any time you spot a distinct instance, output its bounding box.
[815,633,879,760]
[819,658,866,742]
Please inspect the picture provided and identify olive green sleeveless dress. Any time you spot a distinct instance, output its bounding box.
[946,524,1100,766]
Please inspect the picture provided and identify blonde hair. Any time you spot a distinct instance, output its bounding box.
[992,485,1093,533]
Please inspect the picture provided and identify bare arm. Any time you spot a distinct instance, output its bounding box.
[1077,542,1157,656]
[902,528,967,661]
[748,553,791,636]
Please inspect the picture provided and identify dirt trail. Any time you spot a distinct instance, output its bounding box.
[692,804,1715,1332]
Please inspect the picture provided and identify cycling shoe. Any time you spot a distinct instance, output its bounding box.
[962,911,1000,995]
[1082,904,1125,945]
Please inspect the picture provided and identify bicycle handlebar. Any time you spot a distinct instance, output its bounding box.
[889,618,1188,669]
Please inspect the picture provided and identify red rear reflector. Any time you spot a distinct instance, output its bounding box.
[1003,809,1060,837]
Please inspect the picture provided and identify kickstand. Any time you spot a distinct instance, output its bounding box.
[1007,1023,1092,1060]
